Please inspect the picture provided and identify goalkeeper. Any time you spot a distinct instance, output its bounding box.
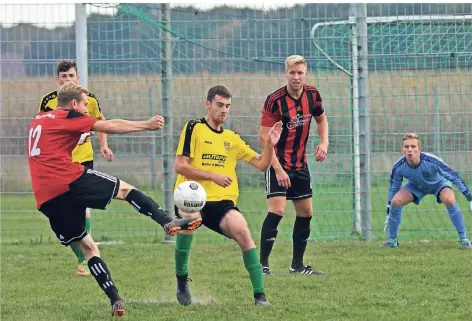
[382,133,472,249]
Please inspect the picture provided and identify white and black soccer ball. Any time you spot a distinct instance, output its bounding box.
[174,181,207,213]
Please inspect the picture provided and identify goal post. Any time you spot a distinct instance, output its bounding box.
[310,10,472,240]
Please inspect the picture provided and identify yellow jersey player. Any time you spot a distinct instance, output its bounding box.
[38,59,114,276]
[173,85,283,306]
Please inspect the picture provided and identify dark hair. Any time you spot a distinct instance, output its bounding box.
[206,85,232,102]
[56,59,78,76]
[57,82,87,107]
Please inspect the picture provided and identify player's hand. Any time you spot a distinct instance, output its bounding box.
[275,168,291,189]
[100,146,114,162]
[314,143,328,162]
[469,201,472,213]
[148,115,165,130]
[77,132,94,145]
[266,121,283,147]
[211,173,233,188]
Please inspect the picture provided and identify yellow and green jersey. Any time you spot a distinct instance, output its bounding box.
[174,118,258,204]
[39,90,102,163]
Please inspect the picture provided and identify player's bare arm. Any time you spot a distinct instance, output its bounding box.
[259,125,291,188]
[96,112,114,162]
[175,155,232,188]
[314,113,329,162]
[92,115,165,134]
[250,121,283,172]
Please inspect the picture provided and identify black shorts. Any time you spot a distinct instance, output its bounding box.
[69,168,120,210]
[39,168,119,246]
[265,166,312,200]
[175,200,239,238]
[81,160,94,170]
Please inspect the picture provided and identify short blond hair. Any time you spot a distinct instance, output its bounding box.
[57,82,87,107]
[402,133,421,146]
[285,55,307,71]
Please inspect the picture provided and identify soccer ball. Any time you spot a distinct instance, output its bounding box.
[174,181,207,213]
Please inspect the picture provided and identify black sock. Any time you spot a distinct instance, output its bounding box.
[292,216,312,269]
[126,189,173,226]
[259,212,282,267]
[88,256,121,304]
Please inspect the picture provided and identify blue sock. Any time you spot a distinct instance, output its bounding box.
[388,205,403,240]
[446,204,467,241]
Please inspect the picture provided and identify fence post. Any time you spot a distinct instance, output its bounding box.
[160,3,174,243]
[434,87,441,155]
[351,3,372,241]
[350,20,362,235]
[75,4,88,89]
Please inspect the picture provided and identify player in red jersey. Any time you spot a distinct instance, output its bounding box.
[27,82,202,317]
[258,55,329,276]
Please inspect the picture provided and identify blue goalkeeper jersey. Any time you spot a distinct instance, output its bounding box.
[388,152,472,204]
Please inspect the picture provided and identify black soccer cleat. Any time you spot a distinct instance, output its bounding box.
[289,265,324,276]
[176,275,192,306]
[111,300,125,317]
[262,266,275,277]
[254,293,270,306]
[164,217,202,236]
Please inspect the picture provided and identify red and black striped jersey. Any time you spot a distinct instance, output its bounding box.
[260,85,324,171]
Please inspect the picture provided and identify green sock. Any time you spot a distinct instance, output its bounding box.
[85,213,91,235]
[243,248,264,294]
[175,234,194,277]
[70,243,85,264]
[70,213,91,264]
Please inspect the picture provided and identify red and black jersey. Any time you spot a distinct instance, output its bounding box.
[260,85,324,171]
[27,108,98,208]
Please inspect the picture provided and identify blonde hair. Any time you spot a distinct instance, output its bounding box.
[285,55,307,71]
[402,133,421,146]
[57,82,87,107]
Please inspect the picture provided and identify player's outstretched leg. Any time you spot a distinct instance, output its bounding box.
[259,212,282,276]
[77,235,125,317]
[221,209,270,305]
[116,182,202,235]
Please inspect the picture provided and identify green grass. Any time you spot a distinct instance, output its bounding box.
[2,185,472,320]
[2,241,472,321]
[1,184,471,244]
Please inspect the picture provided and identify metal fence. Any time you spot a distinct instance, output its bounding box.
[1,3,471,244]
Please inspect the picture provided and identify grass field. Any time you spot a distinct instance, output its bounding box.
[2,241,472,321]
[2,186,472,320]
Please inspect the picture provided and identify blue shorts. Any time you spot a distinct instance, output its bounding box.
[401,180,452,205]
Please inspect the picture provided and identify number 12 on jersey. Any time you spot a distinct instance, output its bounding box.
[29,125,42,157]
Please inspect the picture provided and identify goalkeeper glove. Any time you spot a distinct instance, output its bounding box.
[464,192,472,213]
[383,204,390,234]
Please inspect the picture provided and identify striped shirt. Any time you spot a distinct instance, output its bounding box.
[260,85,324,171]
